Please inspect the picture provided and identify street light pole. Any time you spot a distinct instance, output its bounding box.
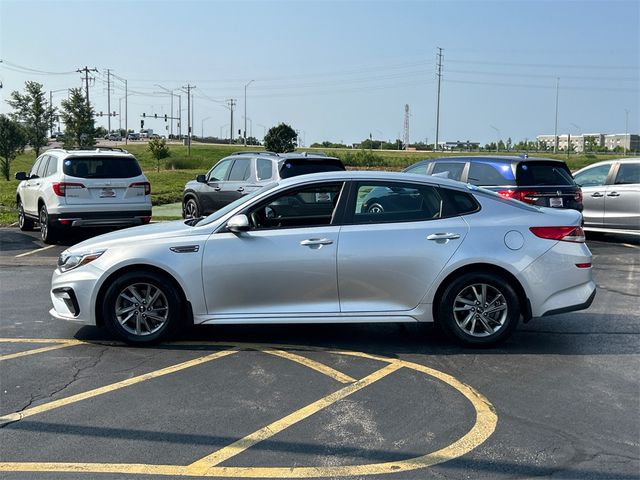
[624,109,630,156]
[490,125,500,152]
[244,80,254,147]
[202,116,211,139]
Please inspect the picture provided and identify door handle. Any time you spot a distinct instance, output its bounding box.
[213,187,221,191]
[591,192,604,198]
[606,191,620,197]
[427,233,460,241]
[237,187,245,192]
[300,238,334,247]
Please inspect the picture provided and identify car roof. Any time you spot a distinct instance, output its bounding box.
[408,155,567,166]
[574,157,640,173]
[47,148,134,158]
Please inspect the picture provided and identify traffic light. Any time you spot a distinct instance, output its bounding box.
[113,111,116,117]
[143,113,146,117]
[99,111,103,117]
[154,113,157,119]
[141,120,144,128]
[164,114,167,122]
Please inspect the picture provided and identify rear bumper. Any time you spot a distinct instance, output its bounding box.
[542,288,596,317]
[49,210,152,228]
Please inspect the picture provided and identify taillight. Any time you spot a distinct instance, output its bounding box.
[497,189,539,204]
[575,188,583,203]
[529,226,586,243]
[130,182,151,195]
[52,182,85,196]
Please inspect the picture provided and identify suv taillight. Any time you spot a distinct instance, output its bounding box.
[529,226,586,243]
[129,182,151,195]
[52,182,85,196]
[575,188,583,203]
[497,189,540,204]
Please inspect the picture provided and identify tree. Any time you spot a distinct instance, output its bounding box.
[61,88,96,149]
[6,81,56,157]
[264,123,297,153]
[148,137,170,172]
[0,115,28,181]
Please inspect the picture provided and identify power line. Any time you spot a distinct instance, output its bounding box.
[447,58,638,70]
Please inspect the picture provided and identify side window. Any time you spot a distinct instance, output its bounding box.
[352,182,443,224]
[431,162,465,181]
[614,163,639,185]
[208,159,233,182]
[405,162,431,176]
[574,164,611,187]
[35,156,50,178]
[467,163,510,186]
[257,159,274,181]
[228,158,251,181]
[29,157,44,177]
[45,156,58,177]
[248,182,343,230]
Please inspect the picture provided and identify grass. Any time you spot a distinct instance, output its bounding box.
[0,141,621,226]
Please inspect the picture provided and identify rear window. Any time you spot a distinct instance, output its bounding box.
[516,162,574,186]
[279,158,345,179]
[63,156,142,179]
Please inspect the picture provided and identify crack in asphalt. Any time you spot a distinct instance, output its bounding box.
[595,285,639,298]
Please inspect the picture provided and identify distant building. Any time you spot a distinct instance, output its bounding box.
[440,140,480,151]
[536,132,638,153]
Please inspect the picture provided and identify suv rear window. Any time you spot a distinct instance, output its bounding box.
[516,162,574,186]
[279,158,345,179]
[63,156,142,179]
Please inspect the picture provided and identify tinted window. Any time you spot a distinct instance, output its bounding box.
[468,162,514,186]
[431,162,465,181]
[574,164,611,187]
[45,156,58,177]
[228,158,251,181]
[614,163,639,185]
[208,159,233,182]
[440,188,480,216]
[405,162,431,175]
[35,156,49,178]
[62,156,142,178]
[257,159,273,180]
[248,182,343,229]
[29,157,43,177]
[279,158,345,179]
[516,162,574,186]
[353,182,443,224]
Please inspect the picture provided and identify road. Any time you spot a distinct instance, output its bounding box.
[0,228,638,480]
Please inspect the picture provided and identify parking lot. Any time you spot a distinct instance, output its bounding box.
[0,227,638,479]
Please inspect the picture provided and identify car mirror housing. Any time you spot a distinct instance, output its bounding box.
[227,214,251,233]
[196,174,206,183]
[15,172,28,181]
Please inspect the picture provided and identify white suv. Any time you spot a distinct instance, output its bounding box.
[15,148,152,243]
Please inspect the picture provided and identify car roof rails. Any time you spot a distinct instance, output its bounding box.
[94,147,129,153]
[300,151,328,157]
[231,151,279,156]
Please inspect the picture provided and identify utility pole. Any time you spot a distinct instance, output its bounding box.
[554,77,560,153]
[76,66,98,107]
[244,80,254,146]
[182,84,196,155]
[106,69,111,132]
[178,94,182,138]
[227,99,237,142]
[434,47,443,151]
[624,109,629,155]
[49,90,54,137]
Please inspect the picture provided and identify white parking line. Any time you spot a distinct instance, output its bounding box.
[14,245,55,258]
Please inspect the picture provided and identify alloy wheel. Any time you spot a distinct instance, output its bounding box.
[115,283,169,336]
[452,283,508,337]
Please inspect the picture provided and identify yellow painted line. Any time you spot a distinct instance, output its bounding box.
[0,338,81,344]
[261,348,356,384]
[0,348,239,424]
[0,342,82,361]
[187,362,402,475]
[14,245,55,258]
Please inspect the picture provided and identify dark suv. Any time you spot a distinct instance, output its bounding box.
[182,151,345,218]
[404,155,583,211]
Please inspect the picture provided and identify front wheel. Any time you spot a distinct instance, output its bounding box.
[183,197,201,219]
[437,272,520,346]
[102,271,183,345]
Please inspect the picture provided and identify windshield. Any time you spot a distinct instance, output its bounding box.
[191,182,278,226]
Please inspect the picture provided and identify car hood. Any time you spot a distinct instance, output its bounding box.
[66,220,197,253]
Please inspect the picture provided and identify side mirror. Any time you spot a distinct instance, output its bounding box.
[15,172,28,181]
[226,214,251,233]
[196,174,206,183]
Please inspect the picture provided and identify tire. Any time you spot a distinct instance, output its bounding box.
[18,198,34,231]
[102,270,183,345]
[367,202,384,214]
[183,197,200,219]
[39,204,58,244]
[437,272,520,346]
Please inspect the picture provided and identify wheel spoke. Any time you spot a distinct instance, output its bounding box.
[459,311,474,330]
[478,316,494,333]
[147,288,161,307]
[126,286,145,304]
[116,305,136,316]
[485,303,507,315]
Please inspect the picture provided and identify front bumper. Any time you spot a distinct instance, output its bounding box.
[50,265,102,325]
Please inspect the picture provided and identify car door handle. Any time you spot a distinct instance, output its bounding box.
[213,187,221,191]
[606,191,620,197]
[591,192,604,198]
[300,238,334,247]
[427,233,460,241]
[237,187,244,192]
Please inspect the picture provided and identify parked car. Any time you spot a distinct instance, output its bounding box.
[182,151,345,218]
[573,158,639,232]
[50,171,595,346]
[106,132,122,141]
[127,133,140,141]
[15,148,152,243]
[404,156,583,211]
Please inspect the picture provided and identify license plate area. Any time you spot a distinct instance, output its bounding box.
[100,188,117,198]
[549,197,563,208]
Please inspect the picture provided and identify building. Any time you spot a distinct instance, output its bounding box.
[536,133,638,153]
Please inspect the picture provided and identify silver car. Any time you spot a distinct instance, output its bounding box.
[50,171,596,346]
[573,158,639,233]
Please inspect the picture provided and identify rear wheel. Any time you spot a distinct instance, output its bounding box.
[102,271,183,345]
[39,204,58,243]
[438,272,520,346]
[18,199,34,231]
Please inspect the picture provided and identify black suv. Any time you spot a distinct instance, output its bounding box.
[404,155,583,211]
[182,151,345,218]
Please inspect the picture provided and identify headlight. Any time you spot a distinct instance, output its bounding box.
[58,249,106,273]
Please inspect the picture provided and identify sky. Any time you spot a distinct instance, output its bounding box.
[0,0,638,146]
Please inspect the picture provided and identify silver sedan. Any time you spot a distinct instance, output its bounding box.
[50,171,596,346]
